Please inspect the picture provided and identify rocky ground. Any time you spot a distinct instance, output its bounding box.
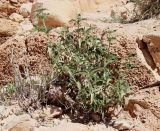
[0,0,160,131]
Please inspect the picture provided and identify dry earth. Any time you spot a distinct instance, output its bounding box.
[0,0,160,131]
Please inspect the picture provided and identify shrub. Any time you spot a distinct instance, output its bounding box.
[33,5,52,33]
[48,14,129,119]
[133,0,160,20]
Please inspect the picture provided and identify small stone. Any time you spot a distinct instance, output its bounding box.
[113,119,134,130]
[19,18,33,32]
[9,13,24,22]
[19,3,32,18]
[0,18,18,36]
[43,105,63,118]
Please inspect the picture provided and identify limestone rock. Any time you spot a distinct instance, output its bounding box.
[30,0,108,27]
[0,105,22,119]
[19,2,32,17]
[42,105,63,118]
[113,119,134,130]
[9,13,24,22]
[9,121,34,131]
[0,18,18,36]
[0,106,6,119]
[34,123,89,131]
[0,114,37,131]
[137,32,160,74]
[111,2,135,22]
[18,0,28,4]
[19,18,33,32]
[74,0,106,12]
[0,3,17,15]
[31,0,77,27]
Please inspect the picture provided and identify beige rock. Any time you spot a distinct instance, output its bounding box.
[18,0,28,4]
[35,122,116,131]
[34,123,89,131]
[19,2,32,17]
[0,3,17,15]
[31,0,108,27]
[1,114,37,131]
[0,106,6,118]
[31,0,77,27]
[113,119,134,130]
[9,0,18,4]
[19,18,33,31]
[43,105,63,118]
[111,2,135,22]
[9,121,35,131]
[137,32,160,74]
[0,18,18,36]
[9,13,24,22]
[73,0,106,12]
[0,105,22,119]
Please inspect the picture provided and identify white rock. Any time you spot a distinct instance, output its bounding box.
[0,106,6,118]
[113,119,134,130]
[19,18,33,32]
[43,105,63,118]
[19,2,32,17]
[9,13,24,22]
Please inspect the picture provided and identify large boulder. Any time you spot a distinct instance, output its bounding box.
[31,0,77,27]
[30,0,107,27]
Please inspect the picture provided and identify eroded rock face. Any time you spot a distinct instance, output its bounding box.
[137,32,160,74]
[0,32,52,84]
[0,35,26,83]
